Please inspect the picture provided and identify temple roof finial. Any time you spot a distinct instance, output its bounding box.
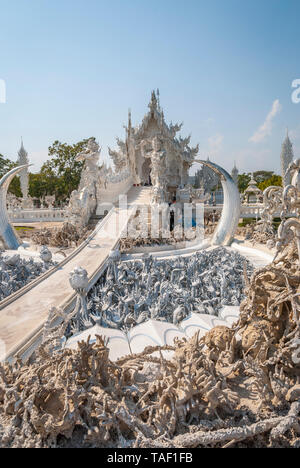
[156,88,160,109]
[148,90,158,112]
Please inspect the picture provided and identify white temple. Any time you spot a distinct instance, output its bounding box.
[109,90,199,204]
[194,157,219,192]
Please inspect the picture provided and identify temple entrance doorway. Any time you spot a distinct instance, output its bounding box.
[167,186,177,203]
[141,158,152,185]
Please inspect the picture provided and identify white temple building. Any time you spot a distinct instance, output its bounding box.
[108,90,199,204]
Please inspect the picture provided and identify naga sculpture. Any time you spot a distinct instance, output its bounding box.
[66,139,100,227]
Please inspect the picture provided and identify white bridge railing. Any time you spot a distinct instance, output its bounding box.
[6,202,279,224]
[8,208,66,223]
[203,204,264,218]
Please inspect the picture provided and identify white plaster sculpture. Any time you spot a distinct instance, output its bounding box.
[69,266,89,332]
[66,139,101,227]
[0,252,56,301]
[65,247,253,338]
[276,159,300,262]
[259,185,283,234]
[40,245,52,263]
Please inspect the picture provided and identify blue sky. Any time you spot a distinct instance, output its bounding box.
[0,0,300,175]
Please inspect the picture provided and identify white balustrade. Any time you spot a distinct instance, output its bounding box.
[8,208,66,223]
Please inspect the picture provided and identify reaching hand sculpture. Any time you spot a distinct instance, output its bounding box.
[69,267,89,333]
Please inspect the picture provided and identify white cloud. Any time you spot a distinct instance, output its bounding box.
[249,99,282,143]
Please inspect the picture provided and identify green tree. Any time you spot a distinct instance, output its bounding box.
[253,170,274,184]
[258,175,282,192]
[28,172,56,200]
[238,171,278,193]
[0,153,15,177]
[0,153,22,197]
[238,173,251,193]
[40,138,94,201]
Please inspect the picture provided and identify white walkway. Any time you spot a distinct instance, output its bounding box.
[0,205,136,361]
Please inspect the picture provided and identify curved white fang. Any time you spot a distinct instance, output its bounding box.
[194,160,241,246]
[0,165,30,250]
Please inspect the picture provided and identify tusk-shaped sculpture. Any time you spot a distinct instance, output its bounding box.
[0,165,31,250]
[194,160,241,246]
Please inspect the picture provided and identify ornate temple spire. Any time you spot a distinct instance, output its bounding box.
[231,161,239,186]
[156,88,161,111]
[18,138,29,165]
[148,90,158,113]
[17,139,29,202]
[281,130,294,186]
[127,108,132,139]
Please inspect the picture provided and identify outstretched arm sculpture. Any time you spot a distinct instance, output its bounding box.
[0,164,30,249]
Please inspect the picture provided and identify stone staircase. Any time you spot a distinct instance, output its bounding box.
[126,186,152,206]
